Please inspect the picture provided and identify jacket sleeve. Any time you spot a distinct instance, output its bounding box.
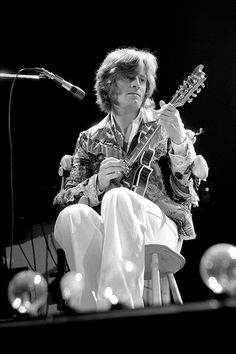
[53,131,101,209]
[168,135,201,207]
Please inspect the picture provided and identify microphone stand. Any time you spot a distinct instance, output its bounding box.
[2,68,47,280]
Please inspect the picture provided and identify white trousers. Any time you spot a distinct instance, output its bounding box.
[54,187,179,311]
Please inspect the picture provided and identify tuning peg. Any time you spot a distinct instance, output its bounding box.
[192,93,197,97]
[196,88,202,93]
[188,98,193,103]
[201,83,205,88]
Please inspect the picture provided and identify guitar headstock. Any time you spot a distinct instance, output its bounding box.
[170,64,206,108]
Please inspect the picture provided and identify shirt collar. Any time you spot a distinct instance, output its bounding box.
[110,110,142,131]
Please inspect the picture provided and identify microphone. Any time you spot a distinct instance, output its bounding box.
[0,73,42,79]
[37,68,85,100]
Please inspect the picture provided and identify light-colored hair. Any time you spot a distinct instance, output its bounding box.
[94,47,158,113]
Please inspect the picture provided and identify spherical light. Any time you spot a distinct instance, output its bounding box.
[8,270,48,317]
[199,243,236,296]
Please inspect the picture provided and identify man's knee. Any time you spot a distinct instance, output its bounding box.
[54,204,90,237]
[59,203,91,220]
[101,188,135,216]
[102,187,128,206]
[103,187,131,203]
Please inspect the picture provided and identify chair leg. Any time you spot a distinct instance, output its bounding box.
[167,273,183,304]
[161,276,171,305]
[151,253,162,306]
[56,249,67,312]
[143,280,152,306]
[147,280,153,305]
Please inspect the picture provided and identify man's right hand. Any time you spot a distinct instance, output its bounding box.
[97,157,127,191]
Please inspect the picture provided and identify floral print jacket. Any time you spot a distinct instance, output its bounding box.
[53,108,201,241]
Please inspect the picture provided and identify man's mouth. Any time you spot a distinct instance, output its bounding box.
[128,92,140,97]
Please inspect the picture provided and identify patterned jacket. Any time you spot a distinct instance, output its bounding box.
[53,107,200,240]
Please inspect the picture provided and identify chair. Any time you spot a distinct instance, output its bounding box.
[143,243,185,306]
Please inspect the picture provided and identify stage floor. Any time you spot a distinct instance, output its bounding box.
[1,298,235,350]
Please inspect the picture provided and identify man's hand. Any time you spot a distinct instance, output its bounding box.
[97,157,127,191]
[157,100,186,144]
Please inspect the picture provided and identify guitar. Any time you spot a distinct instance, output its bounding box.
[113,64,207,196]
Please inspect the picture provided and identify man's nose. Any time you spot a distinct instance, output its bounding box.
[131,76,140,87]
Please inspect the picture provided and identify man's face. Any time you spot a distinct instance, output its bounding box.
[112,61,147,112]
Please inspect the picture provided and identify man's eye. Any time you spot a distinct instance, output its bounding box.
[139,76,146,83]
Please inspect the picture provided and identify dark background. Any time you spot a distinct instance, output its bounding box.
[1,2,236,306]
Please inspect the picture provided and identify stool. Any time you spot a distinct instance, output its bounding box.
[144,244,185,306]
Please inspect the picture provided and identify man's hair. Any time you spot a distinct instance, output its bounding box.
[94,47,158,113]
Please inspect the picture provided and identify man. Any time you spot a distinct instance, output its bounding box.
[53,47,208,311]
